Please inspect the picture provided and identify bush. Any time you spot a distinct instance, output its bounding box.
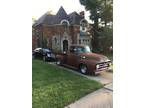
[98,27,113,54]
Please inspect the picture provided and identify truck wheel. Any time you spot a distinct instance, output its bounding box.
[79,64,87,74]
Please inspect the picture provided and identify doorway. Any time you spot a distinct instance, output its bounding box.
[63,40,68,51]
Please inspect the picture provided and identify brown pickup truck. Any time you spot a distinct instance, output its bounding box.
[56,45,112,75]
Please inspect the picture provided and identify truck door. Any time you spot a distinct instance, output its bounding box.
[67,46,78,67]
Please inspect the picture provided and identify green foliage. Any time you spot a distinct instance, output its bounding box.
[79,0,113,53]
[99,27,113,53]
[92,27,113,53]
[80,0,113,27]
[100,0,113,27]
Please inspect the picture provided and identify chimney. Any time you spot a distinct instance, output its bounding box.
[79,11,85,18]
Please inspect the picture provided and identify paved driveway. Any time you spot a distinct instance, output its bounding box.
[85,71,113,85]
[65,88,112,108]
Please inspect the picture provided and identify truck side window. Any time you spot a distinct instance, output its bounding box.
[39,49,43,53]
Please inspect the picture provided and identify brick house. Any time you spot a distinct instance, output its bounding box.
[32,6,92,52]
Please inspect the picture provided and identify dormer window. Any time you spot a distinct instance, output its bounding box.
[80,19,88,32]
[62,21,68,30]
[61,19,69,31]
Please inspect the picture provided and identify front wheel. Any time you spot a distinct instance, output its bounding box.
[79,64,87,74]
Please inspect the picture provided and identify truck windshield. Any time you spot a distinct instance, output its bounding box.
[77,46,91,53]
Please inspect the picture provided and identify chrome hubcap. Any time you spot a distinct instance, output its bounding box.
[81,65,87,74]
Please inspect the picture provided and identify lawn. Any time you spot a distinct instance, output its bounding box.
[32,60,103,108]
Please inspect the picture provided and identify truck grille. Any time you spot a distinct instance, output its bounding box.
[97,61,111,71]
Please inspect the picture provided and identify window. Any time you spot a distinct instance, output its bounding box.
[83,39,85,43]
[61,20,69,31]
[54,37,57,45]
[80,19,88,32]
[79,40,81,44]
[82,23,85,31]
[77,46,91,53]
[62,21,68,30]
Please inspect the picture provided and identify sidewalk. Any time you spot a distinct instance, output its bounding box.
[65,87,113,108]
[104,83,113,91]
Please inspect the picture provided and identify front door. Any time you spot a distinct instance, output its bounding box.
[63,40,68,52]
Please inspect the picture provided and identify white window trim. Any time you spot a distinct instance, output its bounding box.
[60,19,70,25]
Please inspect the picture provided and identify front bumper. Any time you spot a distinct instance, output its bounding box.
[94,61,112,74]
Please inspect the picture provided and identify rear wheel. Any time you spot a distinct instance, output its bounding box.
[79,64,87,74]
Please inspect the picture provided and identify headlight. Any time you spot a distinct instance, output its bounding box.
[47,54,50,57]
[96,64,100,69]
[109,62,112,66]
[81,56,86,59]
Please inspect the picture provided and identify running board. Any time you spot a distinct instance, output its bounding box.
[62,64,78,70]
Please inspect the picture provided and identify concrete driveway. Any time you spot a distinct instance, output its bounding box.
[84,71,113,85]
[65,88,112,108]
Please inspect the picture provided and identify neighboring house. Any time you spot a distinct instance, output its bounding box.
[32,6,92,52]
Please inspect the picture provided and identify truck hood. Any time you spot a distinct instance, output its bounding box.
[79,53,110,63]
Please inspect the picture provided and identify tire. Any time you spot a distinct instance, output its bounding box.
[79,64,87,74]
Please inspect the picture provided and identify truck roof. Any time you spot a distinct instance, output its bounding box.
[70,44,89,47]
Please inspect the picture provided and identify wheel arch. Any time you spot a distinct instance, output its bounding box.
[79,63,87,69]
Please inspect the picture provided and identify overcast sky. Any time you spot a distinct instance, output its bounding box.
[32,0,92,23]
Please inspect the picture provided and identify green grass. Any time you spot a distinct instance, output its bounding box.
[32,60,103,108]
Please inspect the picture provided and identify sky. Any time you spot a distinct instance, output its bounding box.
[32,0,92,23]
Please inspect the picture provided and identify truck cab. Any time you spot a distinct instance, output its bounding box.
[56,45,112,75]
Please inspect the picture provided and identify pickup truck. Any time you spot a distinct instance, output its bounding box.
[56,45,112,75]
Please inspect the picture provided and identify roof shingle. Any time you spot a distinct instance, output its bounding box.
[33,6,84,27]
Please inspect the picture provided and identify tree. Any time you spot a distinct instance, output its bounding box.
[100,0,113,27]
[99,27,113,53]
[79,0,102,52]
[79,0,113,52]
